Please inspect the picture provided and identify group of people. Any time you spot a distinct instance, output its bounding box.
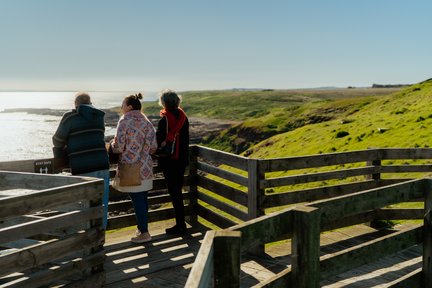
[52,90,189,244]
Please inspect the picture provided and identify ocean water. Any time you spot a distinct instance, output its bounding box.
[0,91,157,162]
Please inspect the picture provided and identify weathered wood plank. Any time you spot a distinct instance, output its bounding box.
[197,205,236,229]
[198,191,248,221]
[63,271,105,288]
[387,268,421,288]
[263,180,385,208]
[291,206,320,288]
[0,180,104,220]
[381,148,432,159]
[261,166,379,189]
[381,164,432,173]
[319,226,422,280]
[197,176,248,206]
[0,170,91,189]
[228,207,294,253]
[197,162,248,186]
[320,210,377,232]
[423,178,432,287]
[0,228,104,278]
[214,231,241,288]
[184,230,215,288]
[0,207,102,244]
[248,159,264,221]
[375,208,424,220]
[196,145,248,171]
[188,145,199,225]
[259,149,382,172]
[311,179,425,227]
[2,251,105,288]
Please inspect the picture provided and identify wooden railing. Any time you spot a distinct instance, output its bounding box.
[1,147,431,232]
[188,178,432,287]
[0,171,105,287]
[3,147,432,286]
[192,147,432,230]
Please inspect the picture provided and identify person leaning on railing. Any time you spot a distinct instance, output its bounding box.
[52,92,110,229]
[110,93,158,244]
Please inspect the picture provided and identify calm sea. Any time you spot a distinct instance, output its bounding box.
[0,91,158,162]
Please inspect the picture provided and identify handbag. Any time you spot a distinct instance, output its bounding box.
[155,116,177,158]
[156,140,175,158]
[116,162,142,186]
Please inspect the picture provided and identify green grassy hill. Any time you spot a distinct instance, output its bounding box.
[247,79,432,158]
[142,87,402,152]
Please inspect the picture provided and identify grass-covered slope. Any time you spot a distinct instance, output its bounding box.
[247,79,432,158]
[142,87,402,152]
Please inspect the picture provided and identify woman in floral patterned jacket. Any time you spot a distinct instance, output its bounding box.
[111,93,157,243]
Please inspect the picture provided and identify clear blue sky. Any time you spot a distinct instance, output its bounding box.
[0,0,431,92]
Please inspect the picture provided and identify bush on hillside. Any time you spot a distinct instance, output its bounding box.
[335,131,349,138]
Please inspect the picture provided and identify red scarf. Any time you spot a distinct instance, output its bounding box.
[160,108,186,159]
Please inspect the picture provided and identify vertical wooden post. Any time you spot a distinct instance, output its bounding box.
[423,179,432,287]
[187,145,198,226]
[291,206,320,288]
[247,158,265,254]
[89,180,105,287]
[366,159,381,180]
[247,158,264,220]
[214,231,241,288]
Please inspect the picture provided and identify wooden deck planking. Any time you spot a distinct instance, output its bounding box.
[104,223,422,287]
[320,244,422,287]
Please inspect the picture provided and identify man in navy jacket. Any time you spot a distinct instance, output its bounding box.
[52,92,110,228]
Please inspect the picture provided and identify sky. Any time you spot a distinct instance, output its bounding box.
[0,0,431,92]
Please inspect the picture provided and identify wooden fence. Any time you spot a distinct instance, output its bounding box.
[188,178,432,287]
[192,147,432,230]
[0,171,105,287]
[3,146,432,286]
[3,147,431,231]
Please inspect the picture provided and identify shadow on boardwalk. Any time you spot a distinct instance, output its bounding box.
[103,223,422,287]
[105,229,203,287]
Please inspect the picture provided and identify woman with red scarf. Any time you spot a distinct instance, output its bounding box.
[156,89,189,234]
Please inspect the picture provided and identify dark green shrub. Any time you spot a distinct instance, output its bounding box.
[336,131,349,138]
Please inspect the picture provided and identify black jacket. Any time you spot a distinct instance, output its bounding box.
[156,110,189,167]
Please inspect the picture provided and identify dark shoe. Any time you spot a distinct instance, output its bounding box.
[165,225,187,235]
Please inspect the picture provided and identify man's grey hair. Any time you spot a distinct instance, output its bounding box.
[75,92,92,107]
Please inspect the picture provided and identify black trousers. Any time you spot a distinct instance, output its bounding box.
[162,161,186,227]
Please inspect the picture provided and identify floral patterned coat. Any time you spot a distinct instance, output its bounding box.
[112,110,157,186]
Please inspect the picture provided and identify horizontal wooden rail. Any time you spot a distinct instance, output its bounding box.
[0,227,104,278]
[198,191,248,222]
[263,180,388,208]
[196,145,248,171]
[0,180,104,220]
[0,207,102,244]
[319,226,422,280]
[197,176,248,206]
[381,164,432,173]
[261,166,379,189]
[197,162,248,186]
[312,179,425,227]
[380,148,432,159]
[198,205,237,229]
[258,149,381,173]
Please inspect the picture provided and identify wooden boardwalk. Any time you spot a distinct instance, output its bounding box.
[104,222,422,287]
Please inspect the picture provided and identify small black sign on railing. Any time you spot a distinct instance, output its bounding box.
[34,159,53,174]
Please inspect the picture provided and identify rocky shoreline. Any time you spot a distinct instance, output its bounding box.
[1,108,239,144]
